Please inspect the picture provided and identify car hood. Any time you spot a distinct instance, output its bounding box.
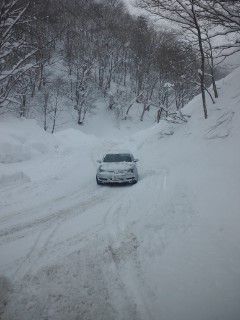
[99,162,134,172]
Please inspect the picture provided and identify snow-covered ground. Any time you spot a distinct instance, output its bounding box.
[0,68,240,320]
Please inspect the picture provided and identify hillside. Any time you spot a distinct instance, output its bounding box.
[0,67,240,320]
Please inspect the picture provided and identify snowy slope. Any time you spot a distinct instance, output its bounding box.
[27,59,158,137]
[0,68,240,320]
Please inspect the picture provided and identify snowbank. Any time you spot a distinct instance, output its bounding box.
[0,118,58,164]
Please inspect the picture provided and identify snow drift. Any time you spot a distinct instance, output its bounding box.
[0,118,58,164]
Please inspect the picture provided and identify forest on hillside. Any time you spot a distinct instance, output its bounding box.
[1,0,239,130]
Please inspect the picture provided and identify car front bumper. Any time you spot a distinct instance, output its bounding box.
[97,172,136,184]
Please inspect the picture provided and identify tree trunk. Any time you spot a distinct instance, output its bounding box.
[99,66,104,89]
[52,107,57,134]
[38,62,44,91]
[192,1,208,119]
[78,107,83,125]
[123,51,127,86]
[20,94,27,118]
[43,92,49,131]
[157,107,163,123]
[140,100,149,121]
[211,69,218,99]
[204,85,215,104]
[124,102,134,119]
[207,33,218,99]
[52,95,58,134]
[44,108,47,131]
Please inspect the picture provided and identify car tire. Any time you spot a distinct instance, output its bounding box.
[131,179,138,185]
[96,176,102,185]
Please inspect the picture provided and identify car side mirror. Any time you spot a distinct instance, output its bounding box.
[134,159,139,162]
[97,160,102,163]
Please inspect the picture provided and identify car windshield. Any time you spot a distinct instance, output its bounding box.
[103,153,132,163]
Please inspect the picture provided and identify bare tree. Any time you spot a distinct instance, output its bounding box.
[138,0,209,118]
[0,0,38,107]
[196,0,240,55]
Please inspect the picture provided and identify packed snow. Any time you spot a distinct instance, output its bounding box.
[0,68,240,320]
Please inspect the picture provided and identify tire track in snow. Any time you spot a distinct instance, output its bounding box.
[102,189,158,320]
[13,223,58,280]
[0,187,108,244]
[0,177,99,223]
[101,169,196,320]
[4,186,122,279]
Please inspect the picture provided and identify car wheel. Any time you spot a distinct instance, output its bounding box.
[96,176,102,185]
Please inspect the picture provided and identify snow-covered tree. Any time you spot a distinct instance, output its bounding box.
[0,0,37,108]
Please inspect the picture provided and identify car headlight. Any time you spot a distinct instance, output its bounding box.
[99,168,105,172]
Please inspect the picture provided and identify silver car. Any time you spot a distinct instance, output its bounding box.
[96,151,139,185]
